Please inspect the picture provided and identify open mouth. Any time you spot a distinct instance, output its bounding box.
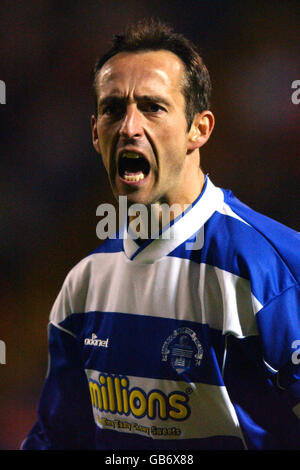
[118,151,150,182]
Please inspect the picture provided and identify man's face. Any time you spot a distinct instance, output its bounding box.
[92,50,200,206]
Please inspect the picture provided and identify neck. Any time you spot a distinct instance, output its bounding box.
[128,169,205,241]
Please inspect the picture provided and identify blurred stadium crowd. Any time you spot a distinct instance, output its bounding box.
[0,0,299,449]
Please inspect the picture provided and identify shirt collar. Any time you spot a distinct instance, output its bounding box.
[122,176,224,264]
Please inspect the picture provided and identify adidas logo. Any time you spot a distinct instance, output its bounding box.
[84,333,109,348]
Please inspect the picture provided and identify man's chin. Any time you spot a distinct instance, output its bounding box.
[113,179,155,207]
[122,193,153,208]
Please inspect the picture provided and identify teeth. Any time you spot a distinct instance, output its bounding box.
[124,172,145,182]
[122,152,141,159]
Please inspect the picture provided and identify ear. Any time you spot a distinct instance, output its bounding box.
[91,114,101,154]
[187,110,215,151]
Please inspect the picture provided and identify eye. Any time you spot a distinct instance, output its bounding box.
[101,103,125,119]
[140,102,165,113]
[102,104,117,115]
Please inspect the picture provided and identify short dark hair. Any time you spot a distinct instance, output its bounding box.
[93,18,211,129]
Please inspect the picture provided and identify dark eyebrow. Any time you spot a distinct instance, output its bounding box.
[98,94,171,108]
[136,95,171,107]
[98,96,125,108]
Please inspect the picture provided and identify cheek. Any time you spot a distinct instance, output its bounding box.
[161,115,187,140]
[159,124,188,155]
[154,125,176,152]
[97,125,113,157]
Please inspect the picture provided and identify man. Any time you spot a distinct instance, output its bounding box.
[22,19,300,450]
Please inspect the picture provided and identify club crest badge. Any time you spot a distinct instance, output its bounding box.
[161,327,203,374]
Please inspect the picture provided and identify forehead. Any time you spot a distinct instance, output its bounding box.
[96,50,185,98]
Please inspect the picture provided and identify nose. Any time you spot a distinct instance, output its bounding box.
[119,104,144,139]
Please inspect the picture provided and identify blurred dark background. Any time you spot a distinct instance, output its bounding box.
[0,0,299,449]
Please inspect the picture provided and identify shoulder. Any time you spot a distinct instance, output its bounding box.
[49,236,124,325]
[221,188,300,272]
[201,187,300,305]
[65,235,124,289]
